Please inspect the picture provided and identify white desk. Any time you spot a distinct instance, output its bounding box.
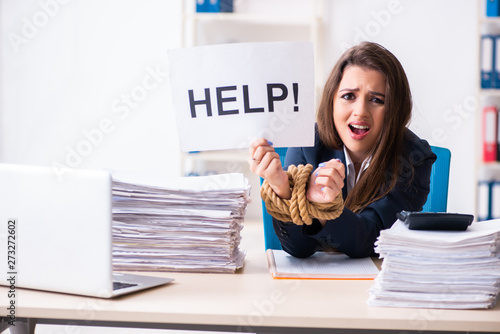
[1,250,500,334]
[1,220,500,334]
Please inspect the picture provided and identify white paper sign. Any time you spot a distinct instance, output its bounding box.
[168,41,315,152]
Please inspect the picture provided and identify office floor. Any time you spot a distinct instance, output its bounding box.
[6,220,265,334]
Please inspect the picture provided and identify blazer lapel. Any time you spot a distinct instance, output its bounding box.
[340,152,348,200]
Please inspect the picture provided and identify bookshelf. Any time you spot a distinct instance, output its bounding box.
[179,0,325,178]
[477,0,500,221]
[176,0,325,219]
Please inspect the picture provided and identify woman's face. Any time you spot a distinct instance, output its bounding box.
[333,65,386,163]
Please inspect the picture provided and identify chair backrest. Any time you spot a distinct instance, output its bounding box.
[260,148,287,250]
[421,146,451,213]
[261,146,451,250]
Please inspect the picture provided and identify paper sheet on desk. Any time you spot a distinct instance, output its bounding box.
[375,219,500,258]
[112,170,250,193]
[168,41,315,152]
[368,219,500,309]
[266,249,379,279]
[110,171,249,273]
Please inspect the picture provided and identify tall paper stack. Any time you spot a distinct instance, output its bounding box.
[110,171,250,273]
[368,219,500,309]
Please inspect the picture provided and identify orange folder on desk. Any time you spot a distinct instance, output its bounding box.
[266,249,379,280]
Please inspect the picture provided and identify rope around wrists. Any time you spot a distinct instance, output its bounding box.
[260,164,344,226]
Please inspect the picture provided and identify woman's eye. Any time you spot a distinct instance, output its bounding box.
[341,93,355,101]
[370,97,385,105]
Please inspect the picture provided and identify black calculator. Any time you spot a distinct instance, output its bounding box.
[396,211,474,231]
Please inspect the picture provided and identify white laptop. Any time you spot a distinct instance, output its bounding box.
[0,163,173,298]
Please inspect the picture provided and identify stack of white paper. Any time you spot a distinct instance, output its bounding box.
[111,171,250,273]
[368,219,500,309]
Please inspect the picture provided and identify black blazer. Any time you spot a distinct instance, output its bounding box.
[273,127,437,258]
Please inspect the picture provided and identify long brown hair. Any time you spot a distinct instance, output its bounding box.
[317,42,412,213]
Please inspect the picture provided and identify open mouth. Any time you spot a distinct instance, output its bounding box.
[349,123,370,135]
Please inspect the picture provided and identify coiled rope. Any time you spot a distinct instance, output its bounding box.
[260,164,344,225]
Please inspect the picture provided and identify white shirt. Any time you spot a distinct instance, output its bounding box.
[343,146,372,193]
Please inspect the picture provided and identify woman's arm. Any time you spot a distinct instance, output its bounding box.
[305,148,435,258]
[248,139,290,199]
[273,135,436,258]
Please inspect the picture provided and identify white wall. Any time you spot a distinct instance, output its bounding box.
[0,0,478,214]
[0,0,182,177]
[325,0,478,214]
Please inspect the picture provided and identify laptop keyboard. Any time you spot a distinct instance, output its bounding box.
[113,281,138,291]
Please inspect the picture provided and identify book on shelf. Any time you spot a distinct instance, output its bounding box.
[498,103,500,159]
[479,33,500,89]
[481,34,495,89]
[266,249,379,280]
[478,179,500,221]
[487,0,500,17]
[483,105,498,162]
[495,36,500,88]
[196,0,233,13]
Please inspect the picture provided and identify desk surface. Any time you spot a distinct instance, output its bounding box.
[1,250,500,333]
[1,220,500,333]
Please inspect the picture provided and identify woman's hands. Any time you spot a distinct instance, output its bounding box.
[248,139,291,199]
[306,159,345,227]
[307,159,345,204]
[249,138,346,205]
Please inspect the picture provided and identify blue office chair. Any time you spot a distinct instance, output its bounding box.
[421,146,451,213]
[260,146,451,250]
[259,147,288,250]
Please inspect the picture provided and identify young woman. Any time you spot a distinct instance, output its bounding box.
[249,42,436,258]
